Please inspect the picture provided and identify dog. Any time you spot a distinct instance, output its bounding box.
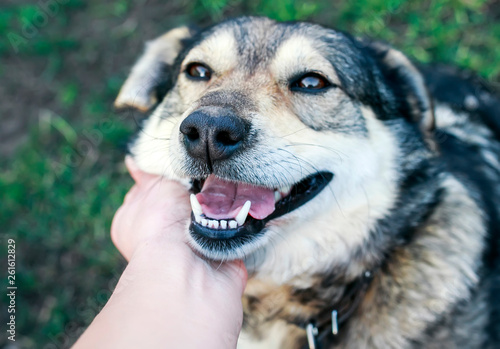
[114,17,500,348]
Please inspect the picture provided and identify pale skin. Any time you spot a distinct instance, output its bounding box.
[73,157,247,349]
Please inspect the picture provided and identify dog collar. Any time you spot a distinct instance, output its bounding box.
[303,270,375,349]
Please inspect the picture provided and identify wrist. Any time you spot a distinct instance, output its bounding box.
[107,240,243,348]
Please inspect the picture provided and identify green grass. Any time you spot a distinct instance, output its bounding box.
[1,105,132,348]
[1,0,499,347]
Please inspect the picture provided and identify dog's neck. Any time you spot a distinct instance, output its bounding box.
[241,157,443,347]
[242,263,378,347]
[291,269,376,349]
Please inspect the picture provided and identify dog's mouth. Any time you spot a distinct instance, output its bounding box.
[188,171,333,257]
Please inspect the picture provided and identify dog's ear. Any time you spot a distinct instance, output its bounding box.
[366,41,435,133]
[114,26,195,112]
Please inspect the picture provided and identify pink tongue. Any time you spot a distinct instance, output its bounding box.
[196,175,275,220]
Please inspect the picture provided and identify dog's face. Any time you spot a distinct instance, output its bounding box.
[116,17,433,279]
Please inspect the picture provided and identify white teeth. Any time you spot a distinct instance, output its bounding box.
[274,190,281,203]
[190,194,203,217]
[197,217,233,230]
[279,185,292,195]
[195,200,249,229]
[235,200,251,226]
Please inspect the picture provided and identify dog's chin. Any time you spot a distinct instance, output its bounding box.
[186,171,333,260]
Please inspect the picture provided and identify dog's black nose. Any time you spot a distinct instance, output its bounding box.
[180,109,247,163]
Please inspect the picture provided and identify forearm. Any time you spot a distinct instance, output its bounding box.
[73,239,242,349]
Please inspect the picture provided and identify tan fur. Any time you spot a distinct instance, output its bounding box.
[374,44,435,132]
[341,176,485,348]
[115,26,192,111]
[116,19,499,348]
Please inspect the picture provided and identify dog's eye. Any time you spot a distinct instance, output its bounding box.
[291,73,330,92]
[186,63,211,81]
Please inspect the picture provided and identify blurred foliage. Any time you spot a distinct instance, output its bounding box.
[189,0,500,80]
[1,0,499,347]
[1,100,132,348]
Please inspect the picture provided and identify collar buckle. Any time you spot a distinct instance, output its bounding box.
[331,310,339,335]
[306,322,319,349]
[303,269,375,348]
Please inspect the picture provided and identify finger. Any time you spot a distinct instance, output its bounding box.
[125,156,159,186]
[110,206,124,250]
[214,259,248,294]
[123,184,139,203]
[231,259,248,292]
[110,205,135,261]
[125,155,141,183]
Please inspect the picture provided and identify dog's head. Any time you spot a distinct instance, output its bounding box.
[116,17,434,277]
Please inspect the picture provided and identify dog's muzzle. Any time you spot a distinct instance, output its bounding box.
[180,107,333,258]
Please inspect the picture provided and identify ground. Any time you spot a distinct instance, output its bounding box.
[0,0,499,347]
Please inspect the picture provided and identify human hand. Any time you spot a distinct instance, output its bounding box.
[76,157,248,348]
[110,155,191,261]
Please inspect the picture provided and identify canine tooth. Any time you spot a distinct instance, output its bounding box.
[279,185,292,195]
[194,215,202,223]
[220,220,227,229]
[190,194,203,216]
[228,220,237,229]
[201,218,208,227]
[274,190,281,202]
[235,200,251,226]
[212,220,219,229]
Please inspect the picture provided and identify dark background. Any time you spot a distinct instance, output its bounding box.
[1,0,499,348]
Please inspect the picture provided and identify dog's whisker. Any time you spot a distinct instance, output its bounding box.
[284,142,348,162]
[116,16,499,348]
[274,127,310,138]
